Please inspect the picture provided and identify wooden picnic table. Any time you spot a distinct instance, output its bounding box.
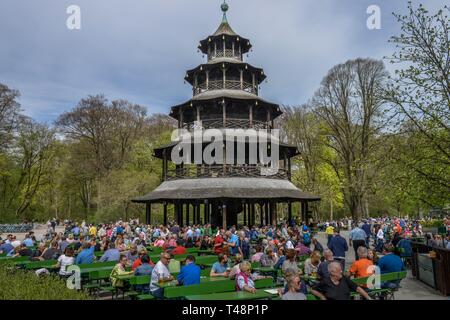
[197,250,214,256]
[156,276,229,288]
[186,289,278,300]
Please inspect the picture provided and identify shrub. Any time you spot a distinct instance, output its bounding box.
[0,265,91,300]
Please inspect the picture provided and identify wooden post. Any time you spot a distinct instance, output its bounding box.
[249,105,253,128]
[179,107,184,129]
[252,73,256,94]
[186,203,190,226]
[222,202,227,230]
[196,105,201,124]
[260,203,263,226]
[232,41,235,57]
[223,67,226,89]
[271,202,277,226]
[287,156,291,181]
[163,202,167,226]
[206,71,210,90]
[204,200,209,223]
[243,201,247,226]
[146,203,151,225]
[288,201,292,223]
[163,149,167,181]
[240,70,244,90]
[214,42,217,57]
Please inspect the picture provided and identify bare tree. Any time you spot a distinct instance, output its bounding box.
[313,58,389,220]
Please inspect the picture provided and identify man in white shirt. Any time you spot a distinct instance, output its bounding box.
[150,252,174,299]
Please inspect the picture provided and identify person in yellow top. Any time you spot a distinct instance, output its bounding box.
[110,255,134,289]
[326,225,334,247]
[89,224,97,238]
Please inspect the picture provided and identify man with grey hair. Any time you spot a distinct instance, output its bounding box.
[311,261,372,300]
[317,249,334,279]
[347,246,374,279]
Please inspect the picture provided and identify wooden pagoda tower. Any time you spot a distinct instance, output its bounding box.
[133,2,320,228]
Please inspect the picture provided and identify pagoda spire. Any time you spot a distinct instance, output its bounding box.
[221,0,229,23]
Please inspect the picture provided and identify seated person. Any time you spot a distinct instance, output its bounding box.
[317,249,334,279]
[150,253,174,299]
[170,239,187,255]
[250,245,264,263]
[132,249,155,270]
[135,254,154,276]
[99,242,120,262]
[260,248,277,267]
[229,254,243,280]
[210,253,230,277]
[281,249,299,276]
[177,255,201,286]
[378,245,405,289]
[311,262,372,300]
[347,246,374,279]
[274,247,286,270]
[304,251,322,277]
[236,261,257,293]
[56,247,75,278]
[110,255,134,289]
[13,243,32,257]
[280,274,307,300]
[41,241,61,261]
[75,241,95,264]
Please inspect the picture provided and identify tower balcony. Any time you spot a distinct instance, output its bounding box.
[182,118,271,131]
[194,80,256,96]
[208,49,242,61]
[166,165,289,181]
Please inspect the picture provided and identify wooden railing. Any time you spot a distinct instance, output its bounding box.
[208,49,241,61]
[166,165,288,181]
[194,80,256,96]
[183,118,270,131]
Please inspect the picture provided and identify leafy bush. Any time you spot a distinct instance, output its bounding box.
[421,220,444,228]
[0,265,91,300]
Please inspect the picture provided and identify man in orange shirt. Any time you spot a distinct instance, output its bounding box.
[348,246,374,279]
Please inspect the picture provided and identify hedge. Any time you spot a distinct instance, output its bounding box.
[0,265,91,300]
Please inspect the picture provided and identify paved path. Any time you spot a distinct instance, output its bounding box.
[315,230,447,300]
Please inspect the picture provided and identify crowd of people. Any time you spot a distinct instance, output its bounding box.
[0,215,449,300]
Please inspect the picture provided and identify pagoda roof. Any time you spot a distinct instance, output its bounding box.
[131,177,321,203]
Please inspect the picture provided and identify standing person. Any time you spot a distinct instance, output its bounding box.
[213,231,225,255]
[328,229,348,270]
[226,231,239,256]
[325,224,334,247]
[177,255,201,286]
[375,225,385,253]
[349,224,367,260]
[150,253,174,299]
[362,220,372,247]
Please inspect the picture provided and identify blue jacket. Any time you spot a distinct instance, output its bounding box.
[362,224,372,237]
[396,239,412,257]
[378,253,405,274]
[177,263,201,286]
[328,235,348,258]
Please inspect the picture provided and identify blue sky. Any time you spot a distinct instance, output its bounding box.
[0,0,445,124]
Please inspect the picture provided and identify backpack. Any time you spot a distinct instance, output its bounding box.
[303,233,311,245]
